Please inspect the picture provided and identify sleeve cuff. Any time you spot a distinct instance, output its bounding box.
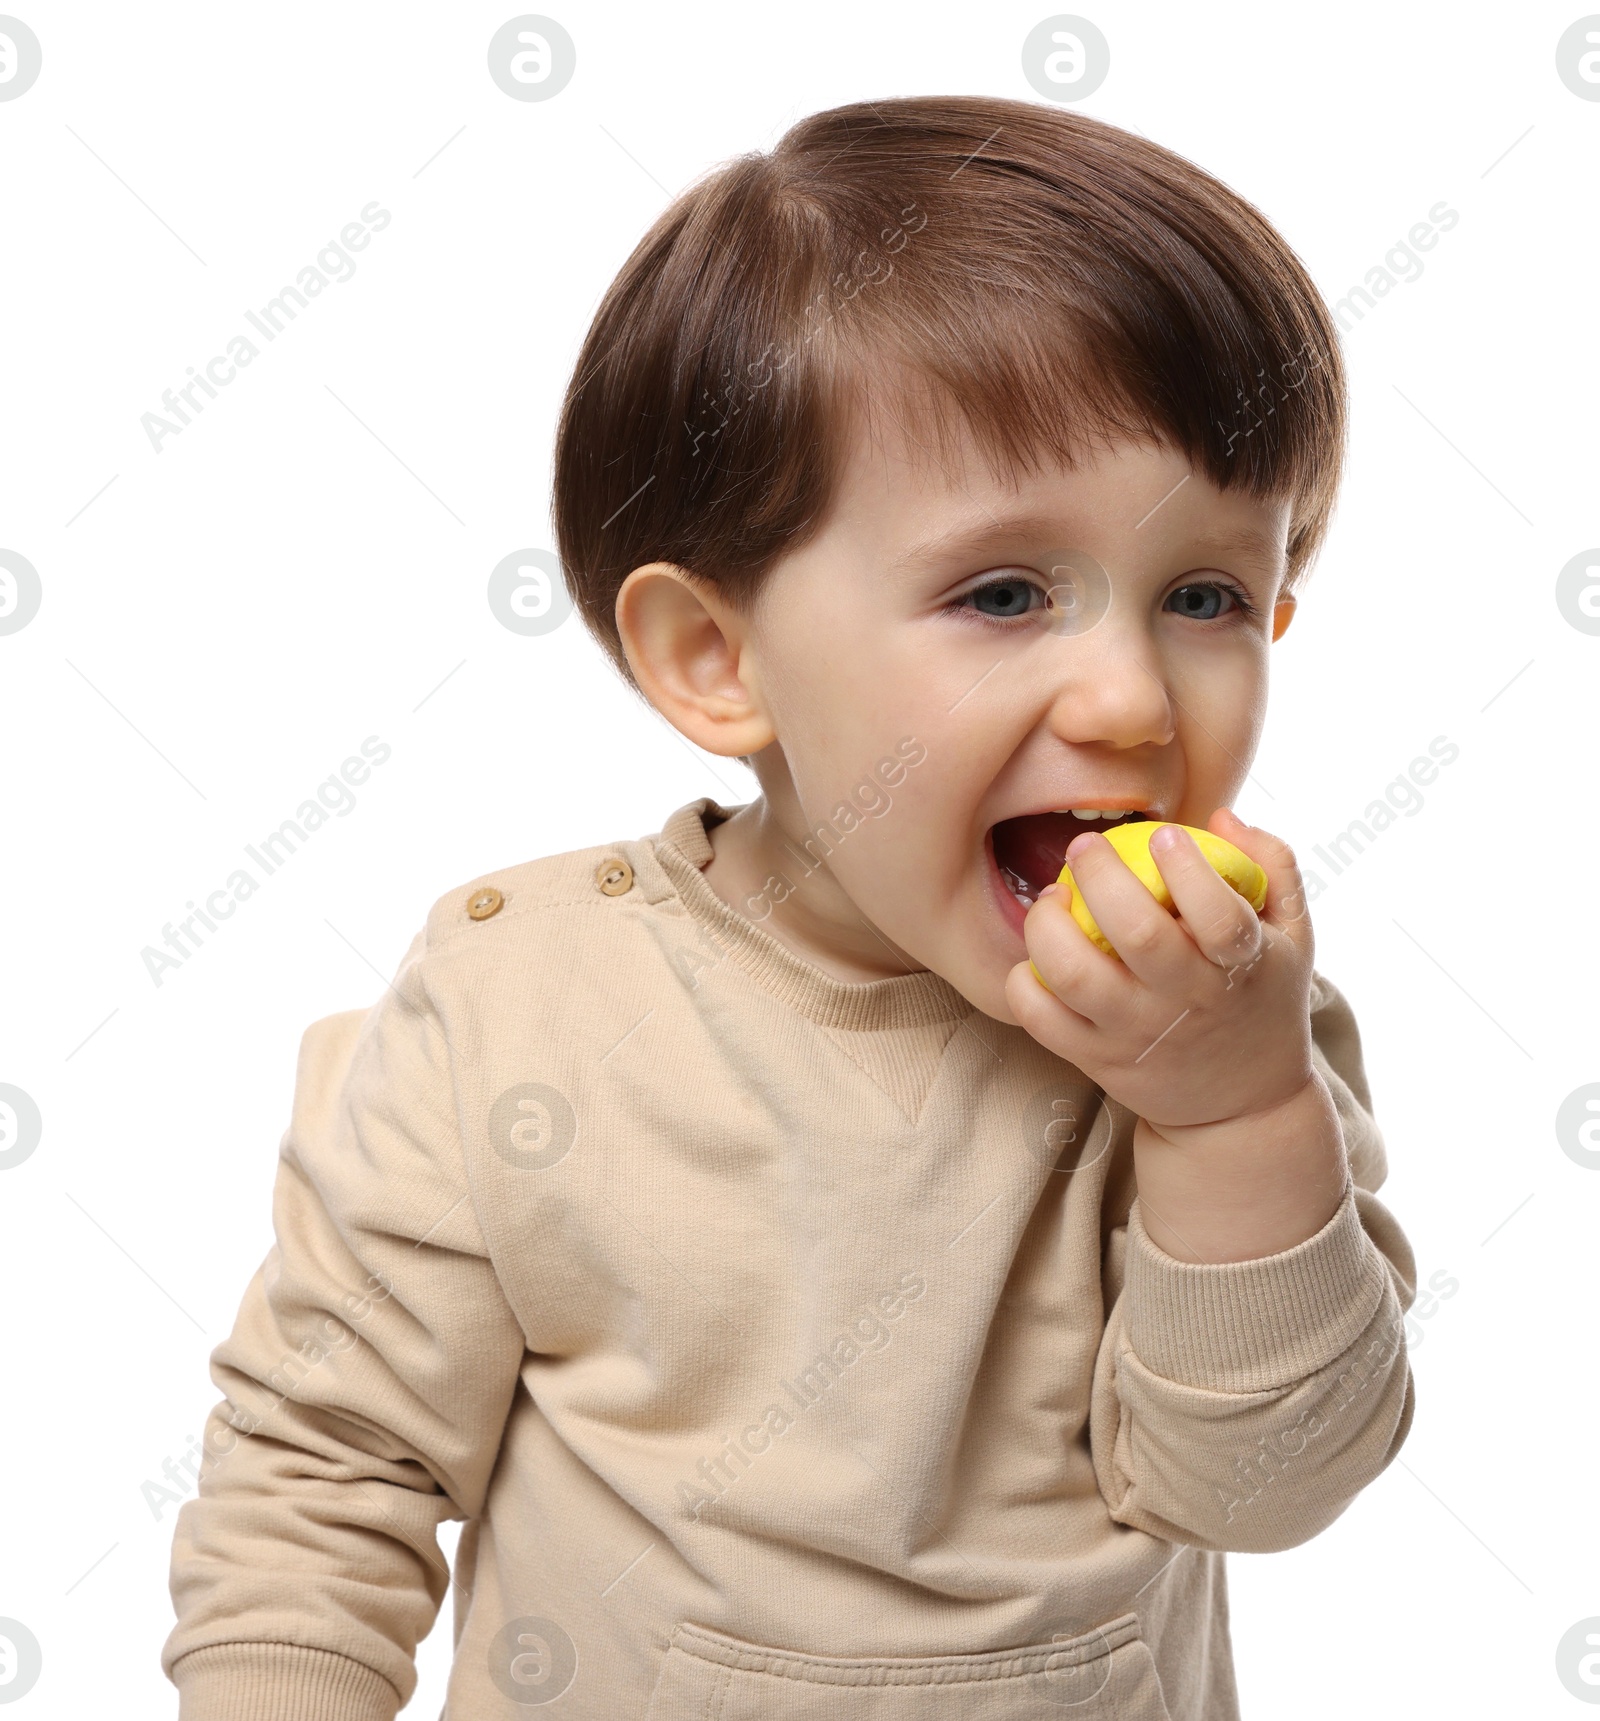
[1124,1181,1390,1394]
[173,1643,399,1721]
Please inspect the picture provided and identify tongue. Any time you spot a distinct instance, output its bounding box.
[991,812,1086,898]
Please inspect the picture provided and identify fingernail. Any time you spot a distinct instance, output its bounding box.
[1066,832,1099,859]
[1038,881,1060,898]
[1149,823,1181,852]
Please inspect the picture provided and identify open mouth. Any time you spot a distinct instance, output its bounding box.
[990,809,1152,909]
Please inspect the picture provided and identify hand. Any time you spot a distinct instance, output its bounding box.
[1006,809,1313,1128]
[1003,809,1346,1261]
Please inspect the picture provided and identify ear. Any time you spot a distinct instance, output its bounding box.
[1271,596,1297,642]
[615,562,775,758]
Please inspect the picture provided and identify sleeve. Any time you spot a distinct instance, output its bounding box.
[1088,970,1417,1554]
[161,932,528,1721]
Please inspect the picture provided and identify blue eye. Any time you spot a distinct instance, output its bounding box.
[1165,582,1240,620]
[961,576,1046,621]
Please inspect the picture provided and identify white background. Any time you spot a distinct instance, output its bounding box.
[1,1,1595,1715]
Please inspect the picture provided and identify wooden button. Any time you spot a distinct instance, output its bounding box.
[595,856,633,896]
[466,886,504,921]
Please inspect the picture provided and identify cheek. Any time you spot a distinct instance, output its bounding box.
[1168,642,1270,783]
[768,634,934,782]
[812,792,937,928]
[792,727,950,897]
[755,588,886,728]
[809,735,985,925]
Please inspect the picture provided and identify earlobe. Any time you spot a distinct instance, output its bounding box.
[614,562,776,758]
[1271,597,1297,642]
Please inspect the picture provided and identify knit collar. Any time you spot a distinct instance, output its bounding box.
[649,796,973,1033]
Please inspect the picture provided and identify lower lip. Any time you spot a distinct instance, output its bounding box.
[984,827,1033,943]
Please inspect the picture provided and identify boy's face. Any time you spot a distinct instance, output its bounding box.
[693,404,1293,1026]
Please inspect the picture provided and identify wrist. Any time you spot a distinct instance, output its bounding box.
[1131,1074,1349,1264]
[1144,1069,1323,1150]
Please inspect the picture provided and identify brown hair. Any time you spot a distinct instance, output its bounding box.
[552,94,1346,691]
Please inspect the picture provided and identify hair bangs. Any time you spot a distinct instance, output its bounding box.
[554,96,1346,689]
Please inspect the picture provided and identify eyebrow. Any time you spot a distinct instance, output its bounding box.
[884,512,1069,579]
[886,513,1287,578]
[1178,525,1288,568]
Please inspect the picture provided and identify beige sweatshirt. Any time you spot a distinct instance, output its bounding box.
[163,795,1416,1721]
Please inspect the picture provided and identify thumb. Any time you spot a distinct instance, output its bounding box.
[1208,807,1314,948]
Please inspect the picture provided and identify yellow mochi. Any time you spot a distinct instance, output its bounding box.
[1033,820,1268,970]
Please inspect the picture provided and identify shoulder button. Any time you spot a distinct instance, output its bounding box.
[595,856,634,896]
[466,885,504,921]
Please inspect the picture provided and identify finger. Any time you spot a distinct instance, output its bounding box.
[1208,808,1314,952]
[1022,886,1134,1024]
[1004,955,1098,1065]
[1147,822,1263,970]
[1064,829,1195,989]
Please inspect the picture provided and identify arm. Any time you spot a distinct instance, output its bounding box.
[162,933,527,1720]
[1089,973,1415,1551]
[1006,814,1416,1552]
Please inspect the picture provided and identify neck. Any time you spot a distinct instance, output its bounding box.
[699,779,925,985]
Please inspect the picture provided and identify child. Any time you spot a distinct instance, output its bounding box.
[163,95,1415,1720]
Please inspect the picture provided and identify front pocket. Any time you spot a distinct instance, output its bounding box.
[642,1612,1174,1720]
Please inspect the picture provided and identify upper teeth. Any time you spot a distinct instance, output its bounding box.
[1057,808,1132,819]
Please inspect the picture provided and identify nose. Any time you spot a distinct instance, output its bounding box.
[1040,624,1176,751]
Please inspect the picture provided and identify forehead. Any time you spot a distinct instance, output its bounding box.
[819,376,1291,576]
